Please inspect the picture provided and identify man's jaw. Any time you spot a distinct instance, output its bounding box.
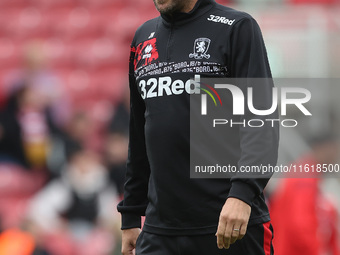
[153,0,186,16]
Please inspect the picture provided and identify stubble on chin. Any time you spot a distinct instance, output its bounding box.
[153,0,184,15]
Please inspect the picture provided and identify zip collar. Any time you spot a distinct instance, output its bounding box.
[160,0,216,27]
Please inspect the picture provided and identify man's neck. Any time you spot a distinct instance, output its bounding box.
[181,0,199,13]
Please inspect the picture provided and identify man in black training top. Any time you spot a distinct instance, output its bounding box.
[117,0,279,254]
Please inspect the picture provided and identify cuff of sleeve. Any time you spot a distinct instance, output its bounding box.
[227,181,256,206]
[121,213,141,230]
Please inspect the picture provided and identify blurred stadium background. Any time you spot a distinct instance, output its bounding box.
[0,0,339,254]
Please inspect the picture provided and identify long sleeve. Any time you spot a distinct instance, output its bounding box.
[117,42,151,229]
[227,17,279,206]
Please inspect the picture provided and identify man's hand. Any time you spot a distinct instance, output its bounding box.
[122,228,141,255]
[216,197,251,249]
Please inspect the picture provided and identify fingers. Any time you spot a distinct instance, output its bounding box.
[223,224,241,249]
[122,246,135,255]
[230,225,241,244]
[238,223,247,240]
[216,218,226,249]
[216,220,248,250]
[215,198,251,249]
[121,240,135,255]
[218,221,245,249]
[216,216,241,249]
[223,222,232,249]
[121,228,140,255]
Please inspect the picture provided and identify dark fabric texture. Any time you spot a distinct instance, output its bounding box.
[136,222,274,255]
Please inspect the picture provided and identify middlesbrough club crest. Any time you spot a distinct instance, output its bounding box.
[189,38,211,60]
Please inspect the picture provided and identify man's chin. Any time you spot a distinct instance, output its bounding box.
[159,7,181,16]
[154,0,180,15]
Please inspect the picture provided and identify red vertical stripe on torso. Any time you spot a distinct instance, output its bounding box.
[263,222,272,255]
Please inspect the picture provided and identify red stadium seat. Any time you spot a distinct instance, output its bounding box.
[62,69,98,102]
[43,9,76,39]
[91,38,127,69]
[0,9,22,38]
[30,0,76,10]
[0,0,29,8]
[43,38,76,70]
[0,39,22,69]
[92,69,127,101]
[53,8,101,40]
[106,7,144,42]
[0,164,46,195]
[42,233,75,255]
[67,38,126,71]
[0,8,54,40]
[81,0,125,9]
[0,164,46,228]
[0,197,30,228]
[124,0,157,12]
[43,8,101,39]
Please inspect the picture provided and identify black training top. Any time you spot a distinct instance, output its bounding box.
[117,0,279,235]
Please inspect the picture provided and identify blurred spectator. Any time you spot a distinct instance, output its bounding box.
[47,110,94,177]
[105,132,128,197]
[5,41,71,130]
[105,89,129,196]
[270,134,340,255]
[0,86,29,168]
[108,88,129,136]
[0,85,53,169]
[27,147,120,255]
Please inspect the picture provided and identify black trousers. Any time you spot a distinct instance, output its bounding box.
[136,222,274,255]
